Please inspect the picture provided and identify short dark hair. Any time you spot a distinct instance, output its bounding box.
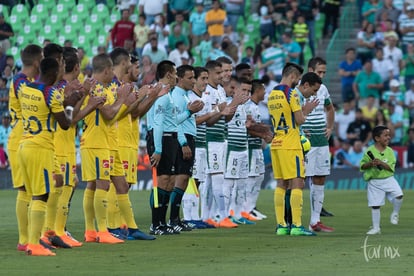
[175,41,185,49]
[235,63,251,73]
[216,56,232,65]
[156,60,175,81]
[20,44,42,66]
[300,72,322,86]
[345,47,356,54]
[40,57,60,85]
[251,79,264,95]
[43,43,63,59]
[177,64,194,78]
[205,60,222,71]
[63,47,79,73]
[92,53,112,73]
[373,125,389,141]
[109,47,130,66]
[307,57,326,70]
[194,66,208,79]
[282,62,303,78]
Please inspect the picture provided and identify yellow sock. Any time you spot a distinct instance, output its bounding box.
[290,189,303,227]
[43,186,62,233]
[94,188,108,232]
[28,200,47,245]
[16,190,31,245]
[274,187,286,226]
[55,185,73,236]
[117,194,138,229]
[106,183,120,229]
[83,188,95,231]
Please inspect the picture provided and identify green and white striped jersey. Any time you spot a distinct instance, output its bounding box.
[189,90,209,147]
[226,97,248,151]
[244,99,262,149]
[205,84,227,142]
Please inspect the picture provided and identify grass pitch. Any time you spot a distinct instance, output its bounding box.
[0,189,413,275]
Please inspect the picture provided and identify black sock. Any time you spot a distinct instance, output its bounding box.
[159,189,171,225]
[169,187,185,221]
[284,189,292,225]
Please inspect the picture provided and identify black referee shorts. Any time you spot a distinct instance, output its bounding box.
[146,130,179,176]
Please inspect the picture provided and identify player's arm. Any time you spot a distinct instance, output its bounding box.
[206,102,226,126]
[100,84,130,121]
[72,95,106,125]
[54,89,82,130]
[132,84,168,119]
[150,97,165,167]
[325,100,335,139]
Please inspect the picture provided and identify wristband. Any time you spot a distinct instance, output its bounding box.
[181,143,188,147]
[154,150,162,155]
[65,106,74,121]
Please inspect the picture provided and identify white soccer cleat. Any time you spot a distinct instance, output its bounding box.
[366,227,381,235]
[390,213,399,225]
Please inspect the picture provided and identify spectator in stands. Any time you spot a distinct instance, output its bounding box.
[347,139,365,169]
[374,107,394,135]
[168,24,189,51]
[258,0,275,42]
[333,139,352,168]
[77,47,90,72]
[322,0,341,38]
[275,8,295,42]
[205,0,226,44]
[142,35,167,64]
[170,12,191,37]
[258,35,287,82]
[361,95,378,128]
[383,32,403,79]
[297,0,318,57]
[272,0,288,20]
[124,39,139,57]
[0,77,7,116]
[134,14,150,57]
[111,9,136,48]
[196,32,212,65]
[335,100,356,142]
[399,5,414,53]
[403,43,414,90]
[97,45,107,54]
[372,47,393,92]
[338,47,362,105]
[0,12,13,53]
[2,64,12,89]
[189,2,207,47]
[383,79,404,112]
[139,0,168,26]
[406,128,414,167]
[347,108,372,147]
[168,0,194,23]
[223,22,239,46]
[259,74,278,127]
[362,0,382,25]
[224,0,245,35]
[388,101,404,146]
[292,14,308,65]
[281,32,301,65]
[221,36,238,63]
[168,41,190,67]
[356,22,376,64]
[138,55,157,86]
[208,40,227,60]
[241,46,254,66]
[353,59,382,108]
[235,63,253,81]
[150,15,170,50]
[375,0,401,25]
[405,80,414,123]
[0,111,11,155]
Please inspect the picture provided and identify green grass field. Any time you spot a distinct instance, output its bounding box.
[0,189,413,275]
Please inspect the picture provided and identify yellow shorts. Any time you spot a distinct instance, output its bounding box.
[271,149,305,180]
[55,154,77,187]
[118,147,137,184]
[9,149,24,189]
[80,148,110,181]
[18,143,55,196]
[110,149,125,177]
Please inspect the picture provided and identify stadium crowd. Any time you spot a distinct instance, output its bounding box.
[0,0,410,256]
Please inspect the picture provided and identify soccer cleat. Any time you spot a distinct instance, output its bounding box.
[204,218,219,228]
[187,220,208,229]
[26,244,56,256]
[366,227,381,235]
[108,228,128,240]
[218,217,238,228]
[238,217,256,225]
[96,231,125,244]
[42,230,71,248]
[290,225,317,236]
[84,230,98,242]
[248,211,263,221]
[320,207,334,217]
[230,216,243,224]
[183,220,197,229]
[252,208,267,219]
[59,234,83,247]
[39,239,56,250]
[149,224,174,235]
[390,213,399,225]
[309,221,334,232]
[128,228,156,240]
[276,224,290,236]
[17,243,27,251]
[241,211,259,221]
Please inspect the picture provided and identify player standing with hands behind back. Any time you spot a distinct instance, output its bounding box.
[360,125,403,235]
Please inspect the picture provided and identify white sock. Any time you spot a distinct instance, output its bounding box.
[310,183,325,225]
[244,177,255,213]
[211,173,226,220]
[392,197,403,214]
[199,180,212,220]
[231,178,247,219]
[371,208,381,229]
[252,174,264,210]
[223,178,234,216]
[182,192,192,221]
[190,194,201,220]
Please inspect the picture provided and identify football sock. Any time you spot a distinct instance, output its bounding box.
[94,188,108,232]
[106,183,120,229]
[190,194,201,221]
[223,178,234,216]
[55,185,73,236]
[371,208,380,229]
[211,173,226,220]
[232,179,246,219]
[274,187,286,226]
[392,197,403,214]
[170,187,185,220]
[149,189,161,227]
[284,189,292,225]
[182,192,192,221]
[16,190,31,245]
[43,186,62,233]
[117,193,138,229]
[290,189,303,227]
[83,188,95,231]
[199,181,212,220]
[160,189,171,225]
[310,184,324,225]
[29,200,47,245]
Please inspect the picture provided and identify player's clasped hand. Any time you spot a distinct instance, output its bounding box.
[187,100,204,114]
[303,98,319,115]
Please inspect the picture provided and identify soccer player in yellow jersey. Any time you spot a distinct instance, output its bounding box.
[81,53,131,244]
[268,63,321,236]
[18,57,82,256]
[9,44,43,252]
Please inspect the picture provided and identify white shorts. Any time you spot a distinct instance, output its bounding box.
[193,147,207,181]
[248,148,265,176]
[224,150,249,179]
[367,176,403,207]
[207,141,226,174]
[305,146,331,176]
